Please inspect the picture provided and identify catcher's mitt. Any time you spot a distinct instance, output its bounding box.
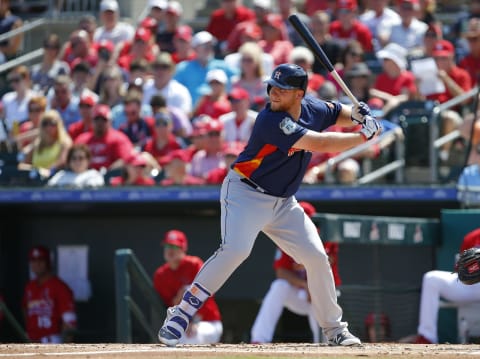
[457,248,480,285]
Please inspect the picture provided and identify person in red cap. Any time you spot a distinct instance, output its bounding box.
[109,151,155,186]
[250,201,342,343]
[22,245,77,343]
[193,68,232,120]
[413,228,480,344]
[171,25,196,64]
[219,87,258,143]
[75,104,134,171]
[258,13,293,66]
[189,119,227,179]
[156,1,186,54]
[329,0,373,52]
[93,0,135,45]
[153,230,222,344]
[117,27,157,71]
[159,149,205,186]
[68,94,97,141]
[62,30,99,71]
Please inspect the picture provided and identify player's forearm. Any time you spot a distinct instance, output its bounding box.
[294,130,365,153]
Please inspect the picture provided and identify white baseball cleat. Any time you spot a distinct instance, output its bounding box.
[328,330,362,346]
[158,306,190,347]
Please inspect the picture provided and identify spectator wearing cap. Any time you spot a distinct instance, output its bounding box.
[329,0,373,52]
[359,0,401,51]
[109,152,155,186]
[459,18,480,86]
[174,31,238,106]
[48,75,82,129]
[308,11,342,77]
[149,94,192,139]
[75,104,134,171]
[224,0,272,55]
[171,25,196,64]
[144,0,168,31]
[30,34,70,95]
[117,27,158,71]
[219,87,258,143]
[259,13,293,66]
[22,245,77,343]
[193,69,232,120]
[189,119,226,179]
[226,42,271,109]
[342,62,371,104]
[62,30,99,71]
[118,91,155,149]
[155,1,185,54]
[143,111,184,164]
[303,0,336,16]
[68,94,96,141]
[386,0,428,54]
[206,141,245,184]
[206,0,255,55]
[370,43,417,104]
[153,230,222,344]
[93,0,135,45]
[182,118,210,162]
[142,52,192,117]
[159,149,205,186]
[289,46,326,94]
[88,39,125,95]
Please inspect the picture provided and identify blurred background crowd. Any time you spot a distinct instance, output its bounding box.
[0,0,478,188]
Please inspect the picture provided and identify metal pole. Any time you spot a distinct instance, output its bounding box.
[114,248,133,343]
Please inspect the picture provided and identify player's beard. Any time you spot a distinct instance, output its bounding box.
[270,96,297,113]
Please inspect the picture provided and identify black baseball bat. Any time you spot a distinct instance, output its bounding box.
[288,14,360,106]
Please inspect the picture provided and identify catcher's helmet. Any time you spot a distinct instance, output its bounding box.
[265,63,308,95]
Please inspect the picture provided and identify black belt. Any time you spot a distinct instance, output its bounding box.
[240,177,269,194]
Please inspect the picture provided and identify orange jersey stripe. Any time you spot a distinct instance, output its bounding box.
[233,144,278,178]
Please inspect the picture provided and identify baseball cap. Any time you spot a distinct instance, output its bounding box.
[80,94,96,107]
[253,0,271,9]
[432,40,454,57]
[100,0,119,12]
[367,97,385,118]
[224,141,245,157]
[134,27,151,43]
[228,87,249,101]
[264,14,283,29]
[98,39,114,53]
[377,43,407,70]
[140,17,158,32]
[242,23,262,40]
[190,120,209,137]
[29,245,50,261]
[299,201,316,218]
[337,0,358,11]
[163,229,188,251]
[191,31,215,48]
[160,149,190,166]
[153,52,174,68]
[207,119,224,133]
[93,104,111,120]
[206,69,227,84]
[174,25,193,42]
[167,1,182,16]
[149,0,168,10]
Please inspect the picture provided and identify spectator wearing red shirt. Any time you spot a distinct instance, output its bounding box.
[259,14,293,66]
[250,201,341,343]
[329,0,373,53]
[303,0,336,16]
[22,246,76,343]
[109,152,155,186]
[459,18,480,86]
[159,149,205,186]
[62,30,98,70]
[153,230,222,344]
[171,25,196,64]
[206,141,244,184]
[206,0,255,53]
[193,69,232,120]
[182,120,210,162]
[156,1,184,54]
[68,94,96,141]
[371,42,417,102]
[117,27,157,71]
[75,104,134,171]
[143,112,183,164]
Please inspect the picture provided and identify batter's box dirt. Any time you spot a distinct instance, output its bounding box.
[0,343,479,358]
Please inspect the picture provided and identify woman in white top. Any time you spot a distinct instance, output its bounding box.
[47,143,105,188]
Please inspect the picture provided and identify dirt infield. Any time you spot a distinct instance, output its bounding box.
[1,343,479,359]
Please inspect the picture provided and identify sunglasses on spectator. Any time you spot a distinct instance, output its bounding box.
[425,32,438,38]
[79,103,93,108]
[208,131,221,137]
[8,77,21,83]
[71,155,87,161]
[153,64,171,70]
[41,120,57,127]
[29,107,43,113]
[93,116,108,122]
[156,120,170,127]
[349,52,363,57]
[44,44,59,50]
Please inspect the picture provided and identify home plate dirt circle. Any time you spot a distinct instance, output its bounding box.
[1,343,480,359]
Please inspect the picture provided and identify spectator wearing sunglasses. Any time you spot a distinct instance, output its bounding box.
[47,144,104,188]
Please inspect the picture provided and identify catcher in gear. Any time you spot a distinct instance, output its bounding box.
[414,228,480,344]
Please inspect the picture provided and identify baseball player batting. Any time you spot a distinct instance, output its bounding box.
[158,63,380,347]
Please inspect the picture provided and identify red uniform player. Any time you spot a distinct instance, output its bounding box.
[22,246,76,343]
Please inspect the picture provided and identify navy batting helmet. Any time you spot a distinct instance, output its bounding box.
[265,63,308,95]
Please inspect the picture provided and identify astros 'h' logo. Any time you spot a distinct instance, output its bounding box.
[273,71,282,80]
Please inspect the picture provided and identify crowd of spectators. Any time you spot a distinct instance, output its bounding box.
[0,0,478,187]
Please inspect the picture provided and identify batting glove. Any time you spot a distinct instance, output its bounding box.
[351,101,372,124]
[359,115,380,141]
